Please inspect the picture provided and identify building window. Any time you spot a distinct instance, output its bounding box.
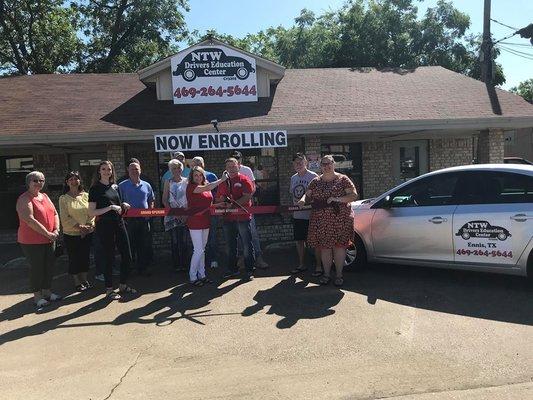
[0,156,34,229]
[0,156,33,191]
[320,143,363,198]
[239,148,279,205]
[392,140,428,183]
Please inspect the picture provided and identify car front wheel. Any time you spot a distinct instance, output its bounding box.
[344,234,367,269]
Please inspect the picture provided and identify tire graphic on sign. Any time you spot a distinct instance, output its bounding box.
[183,69,196,82]
[236,67,249,80]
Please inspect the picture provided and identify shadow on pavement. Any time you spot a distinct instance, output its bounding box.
[1,247,531,346]
[242,275,344,329]
[340,263,532,326]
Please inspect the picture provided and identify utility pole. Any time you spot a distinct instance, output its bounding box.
[480,0,492,84]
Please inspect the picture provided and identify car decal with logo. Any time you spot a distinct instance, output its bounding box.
[453,220,515,264]
[455,220,511,241]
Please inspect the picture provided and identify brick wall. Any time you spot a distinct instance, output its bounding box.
[34,152,69,207]
[429,137,473,171]
[304,135,321,155]
[477,129,505,164]
[488,129,505,163]
[106,143,126,179]
[362,141,394,198]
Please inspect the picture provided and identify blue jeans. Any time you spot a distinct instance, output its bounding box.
[205,216,220,266]
[223,220,254,274]
[250,216,262,258]
[237,215,261,259]
[169,225,190,270]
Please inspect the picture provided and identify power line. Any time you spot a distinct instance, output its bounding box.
[493,32,518,44]
[497,46,533,61]
[497,44,533,56]
[499,48,533,61]
[499,41,533,47]
[490,18,517,31]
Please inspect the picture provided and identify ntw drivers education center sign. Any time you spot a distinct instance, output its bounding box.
[171,44,258,104]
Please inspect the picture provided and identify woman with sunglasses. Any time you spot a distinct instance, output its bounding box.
[88,161,135,300]
[59,171,95,292]
[297,155,358,287]
[16,171,61,310]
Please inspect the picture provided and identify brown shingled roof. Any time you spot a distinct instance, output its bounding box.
[0,67,532,140]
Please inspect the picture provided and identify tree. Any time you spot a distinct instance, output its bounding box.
[510,79,533,103]
[74,0,189,73]
[0,0,80,75]
[195,0,505,85]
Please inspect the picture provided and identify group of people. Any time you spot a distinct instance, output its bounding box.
[16,149,358,310]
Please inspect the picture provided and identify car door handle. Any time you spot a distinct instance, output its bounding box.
[429,216,447,224]
[510,214,533,222]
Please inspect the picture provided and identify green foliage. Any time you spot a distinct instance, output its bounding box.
[194,0,505,85]
[510,79,533,103]
[74,0,189,73]
[0,0,80,74]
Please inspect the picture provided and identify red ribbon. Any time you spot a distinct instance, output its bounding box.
[122,204,316,218]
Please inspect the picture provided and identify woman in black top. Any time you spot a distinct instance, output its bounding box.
[88,160,135,299]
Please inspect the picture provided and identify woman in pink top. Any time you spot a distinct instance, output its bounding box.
[16,171,61,310]
[186,166,227,286]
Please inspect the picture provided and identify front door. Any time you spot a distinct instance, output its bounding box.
[372,172,460,263]
[392,140,429,184]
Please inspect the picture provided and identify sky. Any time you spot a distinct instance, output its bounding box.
[183,0,532,90]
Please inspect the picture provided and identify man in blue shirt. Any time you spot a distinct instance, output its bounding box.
[191,156,220,269]
[119,161,155,276]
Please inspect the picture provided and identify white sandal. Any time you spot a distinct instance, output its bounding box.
[106,291,121,300]
[46,293,62,302]
[35,298,50,309]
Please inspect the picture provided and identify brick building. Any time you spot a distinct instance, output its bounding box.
[1,39,533,246]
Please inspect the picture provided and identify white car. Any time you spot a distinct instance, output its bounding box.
[346,164,533,278]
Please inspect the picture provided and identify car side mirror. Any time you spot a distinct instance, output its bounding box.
[381,195,392,209]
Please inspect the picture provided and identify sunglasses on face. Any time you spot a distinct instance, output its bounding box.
[32,179,45,183]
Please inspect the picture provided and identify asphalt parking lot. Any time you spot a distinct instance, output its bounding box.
[1,245,532,399]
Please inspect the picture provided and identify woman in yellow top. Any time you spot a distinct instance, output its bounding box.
[59,171,95,291]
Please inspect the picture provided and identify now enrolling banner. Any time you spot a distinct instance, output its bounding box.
[154,131,287,152]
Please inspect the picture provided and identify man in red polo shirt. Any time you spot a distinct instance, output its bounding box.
[216,157,255,281]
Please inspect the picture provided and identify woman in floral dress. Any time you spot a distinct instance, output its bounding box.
[298,155,358,286]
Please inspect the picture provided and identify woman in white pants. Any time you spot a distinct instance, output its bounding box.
[186,167,227,286]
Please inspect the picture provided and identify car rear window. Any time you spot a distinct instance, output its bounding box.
[483,172,533,204]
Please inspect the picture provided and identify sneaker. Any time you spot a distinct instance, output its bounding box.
[94,274,104,282]
[254,256,269,269]
[210,261,218,269]
[222,270,240,279]
[244,273,254,282]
